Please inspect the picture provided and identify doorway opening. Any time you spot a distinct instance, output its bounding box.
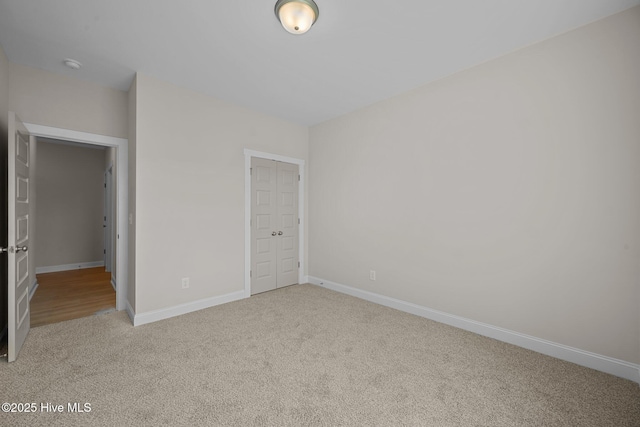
[30,138,116,327]
[24,123,129,315]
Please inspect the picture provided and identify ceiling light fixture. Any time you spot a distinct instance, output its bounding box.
[274,0,319,35]
[63,58,82,70]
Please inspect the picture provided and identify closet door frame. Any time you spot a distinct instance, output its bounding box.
[244,149,305,297]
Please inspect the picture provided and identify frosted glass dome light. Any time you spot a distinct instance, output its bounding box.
[275,0,319,35]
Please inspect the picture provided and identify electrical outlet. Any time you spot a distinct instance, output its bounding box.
[370,270,376,281]
[181,277,190,289]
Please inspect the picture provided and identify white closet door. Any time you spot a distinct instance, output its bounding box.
[276,161,298,288]
[251,158,277,294]
[250,158,299,295]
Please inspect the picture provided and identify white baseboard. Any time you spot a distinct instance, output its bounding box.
[125,299,135,325]
[110,276,116,292]
[308,276,640,384]
[36,261,105,274]
[133,290,246,327]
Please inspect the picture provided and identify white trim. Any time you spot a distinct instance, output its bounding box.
[39,138,106,150]
[243,149,306,298]
[26,125,128,147]
[111,277,117,292]
[133,290,246,326]
[308,276,640,384]
[125,300,135,324]
[24,123,129,312]
[36,261,104,274]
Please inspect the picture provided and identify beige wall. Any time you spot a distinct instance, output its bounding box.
[134,73,308,313]
[127,76,137,311]
[35,141,106,268]
[309,8,640,364]
[8,63,128,139]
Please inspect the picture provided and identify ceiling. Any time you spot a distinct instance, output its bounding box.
[0,0,638,126]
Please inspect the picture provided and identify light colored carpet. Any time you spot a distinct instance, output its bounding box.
[1,284,638,426]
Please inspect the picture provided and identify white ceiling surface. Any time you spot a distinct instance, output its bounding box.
[0,1,638,126]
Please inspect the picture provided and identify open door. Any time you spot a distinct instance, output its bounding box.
[4,112,31,362]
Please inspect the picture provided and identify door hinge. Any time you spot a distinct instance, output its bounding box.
[298,218,300,225]
[104,183,106,188]
[104,249,106,254]
[298,174,300,181]
[298,261,300,268]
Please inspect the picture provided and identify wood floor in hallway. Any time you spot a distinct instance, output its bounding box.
[31,267,115,327]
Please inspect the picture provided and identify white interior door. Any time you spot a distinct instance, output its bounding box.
[251,158,277,294]
[276,161,298,288]
[251,158,299,295]
[6,112,31,362]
